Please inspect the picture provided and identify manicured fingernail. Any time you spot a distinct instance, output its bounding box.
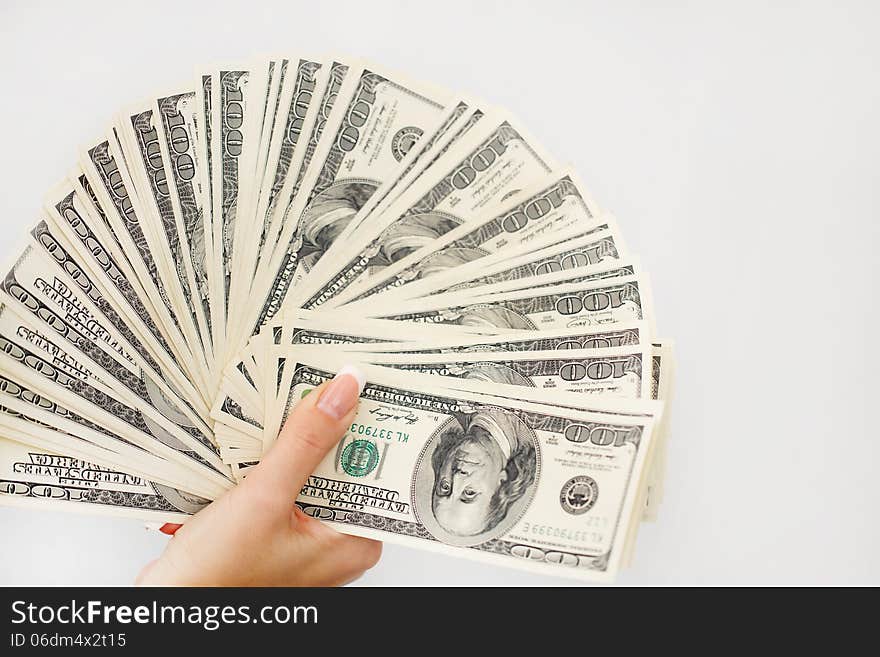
[316,364,365,420]
[159,523,182,535]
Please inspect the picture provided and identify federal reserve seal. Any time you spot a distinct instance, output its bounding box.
[341,439,380,477]
[560,476,599,515]
[391,126,423,161]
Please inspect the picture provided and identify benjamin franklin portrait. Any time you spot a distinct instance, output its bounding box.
[449,304,537,330]
[447,362,532,387]
[413,408,539,546]
[296,181,378,273]
[414,246,487,280]
[365,213,465,277]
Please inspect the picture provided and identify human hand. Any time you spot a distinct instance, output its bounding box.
[136,365,382,586]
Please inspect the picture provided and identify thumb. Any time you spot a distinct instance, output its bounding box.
[248,364,365,501]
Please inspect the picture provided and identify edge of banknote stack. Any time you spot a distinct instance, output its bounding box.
[0,55,676,583]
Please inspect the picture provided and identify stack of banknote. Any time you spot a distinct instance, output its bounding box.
[0,56,674,582]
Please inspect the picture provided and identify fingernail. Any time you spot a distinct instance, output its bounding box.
[159,523,182,536]
[316,364,365,420]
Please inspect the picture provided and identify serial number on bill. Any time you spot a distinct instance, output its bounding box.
[10,632,127,648]
[520,520,607,542]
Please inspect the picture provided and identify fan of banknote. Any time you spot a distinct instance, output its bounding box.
[0,57,674,582]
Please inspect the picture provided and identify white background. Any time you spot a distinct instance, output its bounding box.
[0,0,877,585]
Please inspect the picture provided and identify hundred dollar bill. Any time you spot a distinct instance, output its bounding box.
[153,88,214,356]
[257,343,661,483]
[218,56,337,363]
[250,57,325,280]
[333,169,602,306]
[407,226,624,299]
[0,298,223,472]
[0,366,228,499]
[643,341,674,520]
[295,113,558,310]
[237,63,454,355]
[226,60,279,329]
[67,168,139,279]
[2,234,213,439]
[270,102,485,319]
[293,100,486,288]
[0,367,220,498]
[0,437,205,521]
[261,60,351,267]
[15,220,206,420]
[117,104,211,384]
[262,306,490,382]
[0,372,199,482]
[224,59,328,348]
[299,345,652,400]
[210,66,253,354]
[224,297,646,432]
[274,355,659,581]
[238,321,650,439]
[236,312,648,408]
[0,305,228,487]
[80,135,185,343]
[229,317,653,455]
[239,58,283,224]
[341,100,477,242]
[211,309,489,446]
[349,222,625,309]
[448,343,674,523]
[195,73,216,341]
[279,307,487,342]
[46,179,199,405]
[290,104,489,302]
[430,224,624,295]
[283,315,649,354]
[370,269,653,330]
[379,342,671,525]
[43,184,206,415]
[237,62,454,344]
[79,137,200,385]
[451,255,639,296]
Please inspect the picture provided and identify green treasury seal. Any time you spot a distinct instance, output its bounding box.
[341,439,380,477]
